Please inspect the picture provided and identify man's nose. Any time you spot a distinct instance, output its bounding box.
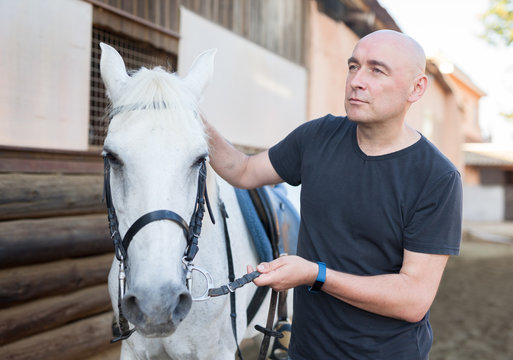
[349,70,367,90]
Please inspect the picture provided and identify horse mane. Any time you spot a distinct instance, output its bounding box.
[107,66,205,137]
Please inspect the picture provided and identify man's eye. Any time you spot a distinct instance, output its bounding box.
[348,64,358,71]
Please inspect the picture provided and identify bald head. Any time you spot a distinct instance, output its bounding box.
[345,30,429,124]
[356,30,426,77]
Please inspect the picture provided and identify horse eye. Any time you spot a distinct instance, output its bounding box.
[104,151,123,167]
[193,155,207,167]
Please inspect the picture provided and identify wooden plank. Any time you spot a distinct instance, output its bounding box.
[0,173,104,221]
[82,344,121,360]
[0,284,112,346]
[0,253,113,308]
[120,0,133,13]
[1,312,115,360]
[0,214,111,268]
[0,146,102,174]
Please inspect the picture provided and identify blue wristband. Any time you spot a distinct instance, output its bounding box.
[308,261,326,293]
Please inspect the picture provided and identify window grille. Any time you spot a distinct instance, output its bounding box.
[89,27,177,147]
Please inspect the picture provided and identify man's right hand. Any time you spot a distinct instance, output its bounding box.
[204,120,283,189]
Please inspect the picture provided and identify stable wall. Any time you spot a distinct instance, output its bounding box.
[178,8,307,149]
[463,185,505,221]
[307,0,359,120]
[0,0,92,151]
[407,78,464,172]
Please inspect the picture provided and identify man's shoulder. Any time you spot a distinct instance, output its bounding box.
[417,136,459,174]
[297,114,351,136]
[307,114,348,127]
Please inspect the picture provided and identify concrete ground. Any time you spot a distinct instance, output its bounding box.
[429,221,513,360]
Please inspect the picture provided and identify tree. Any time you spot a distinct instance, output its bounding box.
[482,0,513,121]
[482,0,513,46]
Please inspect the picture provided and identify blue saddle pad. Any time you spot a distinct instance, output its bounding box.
[235,184,299,263]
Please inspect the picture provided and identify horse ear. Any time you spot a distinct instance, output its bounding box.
[183,49,217,101]
[99,42,129,101]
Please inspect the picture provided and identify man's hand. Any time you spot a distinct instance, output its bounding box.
[247,255,318,292]
[203,120,283,189]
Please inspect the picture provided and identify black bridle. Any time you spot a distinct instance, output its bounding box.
[103,156,215,265]
[103,155,216,342]
[101,106,269,358]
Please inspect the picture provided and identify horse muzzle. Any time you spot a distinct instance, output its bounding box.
[121,284,192,337]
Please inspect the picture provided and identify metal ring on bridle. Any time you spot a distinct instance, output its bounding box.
[182,257,214,302]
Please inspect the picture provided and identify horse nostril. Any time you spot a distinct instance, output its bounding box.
[173,291,192,323]
[122,293,146,324]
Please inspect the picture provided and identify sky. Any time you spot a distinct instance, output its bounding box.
[377,0,513,144]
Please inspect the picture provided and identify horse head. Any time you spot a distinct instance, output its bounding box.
[100,43,217,337]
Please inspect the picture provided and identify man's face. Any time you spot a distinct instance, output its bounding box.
[344,35,415,124]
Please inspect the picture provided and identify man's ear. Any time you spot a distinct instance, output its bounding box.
[408,74,428,103]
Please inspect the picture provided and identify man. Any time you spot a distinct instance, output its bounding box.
[205,30,462,359]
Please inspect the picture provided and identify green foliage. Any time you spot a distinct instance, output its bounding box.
[482,0,513,46]
[499,111,513,120]
[482,0,513,123]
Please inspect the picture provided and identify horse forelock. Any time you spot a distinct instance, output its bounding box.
[107,66,206,140]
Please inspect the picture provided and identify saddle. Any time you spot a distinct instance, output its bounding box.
[248,185,299,259]
[235,184,300,359]
[235,184,299,265]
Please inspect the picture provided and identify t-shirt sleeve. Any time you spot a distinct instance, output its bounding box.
[268,122,310,186]
[403,170,463,255]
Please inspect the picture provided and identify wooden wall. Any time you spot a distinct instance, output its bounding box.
[181,0,307,65]
[0,147,120,360]
[88,0,307,65]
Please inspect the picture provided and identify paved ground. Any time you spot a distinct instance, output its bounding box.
[429,222,513,360]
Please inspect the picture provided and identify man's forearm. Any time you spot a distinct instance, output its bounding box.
[322,252,448,322]
[204,121,251,188]
[323,270,433,322]
[253,251,448,323]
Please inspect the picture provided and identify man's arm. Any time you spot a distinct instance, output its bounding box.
[205,120,283,189]
[251,249,449,323]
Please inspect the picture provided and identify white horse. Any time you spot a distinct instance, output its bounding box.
[100,43,270,359]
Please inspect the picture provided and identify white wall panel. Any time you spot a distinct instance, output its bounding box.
[463,185,505,221]
[0,0,92,150]
[178,8,307,149]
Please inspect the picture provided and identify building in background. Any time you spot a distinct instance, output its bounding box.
[1,0,484,163]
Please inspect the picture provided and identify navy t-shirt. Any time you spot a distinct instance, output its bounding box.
[268,115,462,360]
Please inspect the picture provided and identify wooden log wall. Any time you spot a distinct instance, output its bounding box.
[0,147,120,359]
